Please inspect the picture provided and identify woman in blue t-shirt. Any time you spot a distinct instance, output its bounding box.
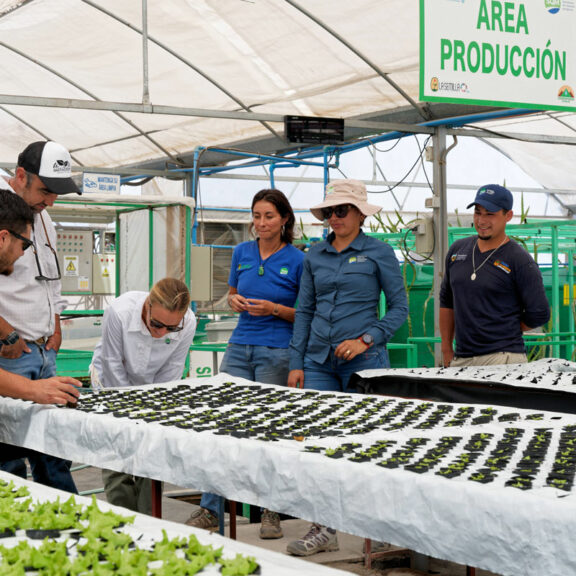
[220,189,305,382]
[186,188,304,539]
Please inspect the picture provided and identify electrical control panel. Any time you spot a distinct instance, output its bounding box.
[57,230,93,293]
[92,254,116,295]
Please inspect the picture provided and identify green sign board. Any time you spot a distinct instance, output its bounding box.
[420,0,576,112]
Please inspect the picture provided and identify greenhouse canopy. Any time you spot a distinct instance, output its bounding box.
[0,0,576,212]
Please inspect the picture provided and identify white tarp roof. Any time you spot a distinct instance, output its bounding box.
[1,0,576,212]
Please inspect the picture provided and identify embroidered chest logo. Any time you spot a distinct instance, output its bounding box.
[493,259,511,274]
[451,253,467,262]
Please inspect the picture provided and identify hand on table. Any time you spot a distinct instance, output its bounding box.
[29,377,82,406]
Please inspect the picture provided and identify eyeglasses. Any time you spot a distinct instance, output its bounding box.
[148,302,185,332]
[321,204,353,219]
[33,243,61,281]
[7,230,34,251]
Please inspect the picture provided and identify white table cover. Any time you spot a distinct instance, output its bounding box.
[0,470,353,576]
[1,371,575,576]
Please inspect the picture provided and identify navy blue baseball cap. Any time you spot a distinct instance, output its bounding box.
[467,184,513,212]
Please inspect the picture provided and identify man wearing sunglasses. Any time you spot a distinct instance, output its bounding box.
[0,141,81,493]
[0,187,81,469]
[90,278,196,514]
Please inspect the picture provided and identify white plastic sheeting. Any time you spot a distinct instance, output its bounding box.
[0,0,418,167]
[0,470,353,576]
[0,0,575,211]
[2,371,576,576]
[119,205,190,293]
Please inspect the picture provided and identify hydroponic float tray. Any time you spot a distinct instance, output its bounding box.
[0,371,576,576]
[0,470,353,576]
[352,358,576,413]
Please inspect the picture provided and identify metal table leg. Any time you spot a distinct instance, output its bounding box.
[151,479,162,518]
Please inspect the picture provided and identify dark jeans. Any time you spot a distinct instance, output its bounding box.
[201,344,290,515]
[303,345,390,393]
[0,344,77,494]
[0,443,76,492]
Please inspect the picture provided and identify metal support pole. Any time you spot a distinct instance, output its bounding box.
[228,500,237,540]
[191,148,202,245]
[148,208,154,289]
[322,148,331,240]
[141,0,150,106]
[151,479,162,518]
[569,250,574,359]
[432,127,449,366]
[551,224,560,358]
[115,212,121,297]
[184,205,192,290]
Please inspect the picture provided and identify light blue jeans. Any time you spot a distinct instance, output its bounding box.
[219,343,290,386]
[0,343,77,494]
[201,343,290,514]
[303,345,390,393]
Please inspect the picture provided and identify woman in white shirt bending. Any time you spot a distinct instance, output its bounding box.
[91,277,196,514]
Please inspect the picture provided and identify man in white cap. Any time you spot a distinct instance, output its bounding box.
[440,184,550,367]
[0,141,81,492]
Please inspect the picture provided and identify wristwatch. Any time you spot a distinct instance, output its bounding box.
[0,330,19,346]
[358,333,374,348]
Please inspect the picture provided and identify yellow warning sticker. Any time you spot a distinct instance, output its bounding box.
[64,256,79,277]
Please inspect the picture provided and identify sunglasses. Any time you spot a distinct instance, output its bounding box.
[148,302,185,332]
[33,243,62,281]
[321,204,354,219]
[7,230,34,251]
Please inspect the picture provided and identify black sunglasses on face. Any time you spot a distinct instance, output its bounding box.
[148,302,185,332]
[321,204,353,219]
[7,230,34,251]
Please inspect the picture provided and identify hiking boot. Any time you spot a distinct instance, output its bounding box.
[259,509,283,539]
[185,507,218,531]
[286,523,339,556]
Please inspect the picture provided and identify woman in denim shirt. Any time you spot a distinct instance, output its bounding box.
[286,179,408,556]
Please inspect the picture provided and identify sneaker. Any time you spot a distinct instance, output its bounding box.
[185,507,218,531]
[286,523,339,556]
[259,509,283,539]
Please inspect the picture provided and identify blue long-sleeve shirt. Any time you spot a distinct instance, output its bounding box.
[289,231,408,370]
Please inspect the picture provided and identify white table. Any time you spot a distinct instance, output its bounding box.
[1,371,576,576]
[0,470,354,576]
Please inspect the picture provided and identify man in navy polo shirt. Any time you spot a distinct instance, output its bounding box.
[439,184,550,367]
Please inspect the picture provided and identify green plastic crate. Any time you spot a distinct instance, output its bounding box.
[56,349,93,383]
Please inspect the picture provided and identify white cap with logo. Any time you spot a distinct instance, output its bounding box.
[18,141,81,196]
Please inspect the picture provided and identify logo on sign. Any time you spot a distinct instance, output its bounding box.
[558,85,574,103]
[545,0,561,14]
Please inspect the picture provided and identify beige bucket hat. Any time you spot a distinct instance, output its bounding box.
[310,179,382,221]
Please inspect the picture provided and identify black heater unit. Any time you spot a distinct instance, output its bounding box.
[284,115,345,145]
